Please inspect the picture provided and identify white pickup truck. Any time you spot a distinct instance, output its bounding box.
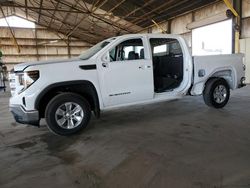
[9,34,246,135]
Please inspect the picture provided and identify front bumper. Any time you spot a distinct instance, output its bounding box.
[10,105,40,126]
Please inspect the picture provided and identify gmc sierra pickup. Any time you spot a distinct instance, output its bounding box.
[9,34,246,135]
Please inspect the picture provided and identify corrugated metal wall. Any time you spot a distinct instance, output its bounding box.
[0,25,91,71]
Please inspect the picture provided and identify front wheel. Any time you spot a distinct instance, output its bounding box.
[45,93,91,135]
[203,78,230,108]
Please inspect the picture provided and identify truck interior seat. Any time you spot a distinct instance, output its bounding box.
[153,55,183,92]
[128,51,140,60]
[128,51,136,60]
[135,53,139,59]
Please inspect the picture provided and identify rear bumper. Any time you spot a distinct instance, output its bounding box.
[10,105,40,126]
[238,77,246,88]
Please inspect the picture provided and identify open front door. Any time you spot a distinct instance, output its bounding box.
[97,37,154,107]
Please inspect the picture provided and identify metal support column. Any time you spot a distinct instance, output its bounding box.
[223,0,242,53]
[233,0,242,53]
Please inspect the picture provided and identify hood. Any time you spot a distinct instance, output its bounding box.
[14,57,80,72]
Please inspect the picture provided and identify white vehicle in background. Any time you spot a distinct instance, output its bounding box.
[9,34,246,135]
[9,70,16,95]
[0,55,6,92]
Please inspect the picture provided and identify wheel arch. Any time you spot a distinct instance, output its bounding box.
[190,69,235,96]
[35,80,100,118]
[209,69,235,89]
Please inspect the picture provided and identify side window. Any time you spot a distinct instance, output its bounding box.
[150,38,183,58]
[109,38,145,62]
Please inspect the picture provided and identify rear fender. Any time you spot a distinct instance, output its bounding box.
[191,68,236,96]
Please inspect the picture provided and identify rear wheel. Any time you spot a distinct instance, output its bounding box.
[45,93,91,135]
[203,78,230,108]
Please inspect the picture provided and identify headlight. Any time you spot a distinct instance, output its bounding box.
[18,70,39,93]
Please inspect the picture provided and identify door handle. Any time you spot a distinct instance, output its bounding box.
[102,62,108,68]
[139,65,151,69]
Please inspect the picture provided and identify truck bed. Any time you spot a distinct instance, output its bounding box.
[191,54,245,95]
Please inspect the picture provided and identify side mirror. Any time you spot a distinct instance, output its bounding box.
[102,52,109,62]
[101,53,110,68]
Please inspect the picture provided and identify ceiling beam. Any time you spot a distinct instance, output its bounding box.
[15,6,104,42]
[140,0,215,27]
[91,0,109,12]
[123,0,190,31]
[113,0,156,25]
[89,0,127,24]
[37,0,44,22]
[91,0,101,12]
[0,4,83,13]
[66,0,109,37]
[12,1,103,39]
[136,0,220,33]
[56,0,81,32]
[138,0,192,27]
[53,0,113,39]
[54,0,133,33]
[106,0,127,14]
[127,0,177,26]
[25,0,28,18]
[14,12,96,45]
[48,0,61,27]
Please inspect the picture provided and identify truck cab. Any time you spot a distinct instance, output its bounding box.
[96,34,192,107]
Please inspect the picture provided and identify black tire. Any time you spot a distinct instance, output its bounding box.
[45,93,91,136]
[203,78,230,108]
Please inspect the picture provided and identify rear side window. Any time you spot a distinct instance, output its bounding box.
[150,38,183,57]
[109,38,145,62]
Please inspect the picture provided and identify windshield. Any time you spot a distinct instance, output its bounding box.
[79,40,111,60]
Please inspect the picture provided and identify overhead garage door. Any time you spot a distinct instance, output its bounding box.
[191,19,233,56]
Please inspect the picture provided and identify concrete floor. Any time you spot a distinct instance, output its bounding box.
[0,86,250,188]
